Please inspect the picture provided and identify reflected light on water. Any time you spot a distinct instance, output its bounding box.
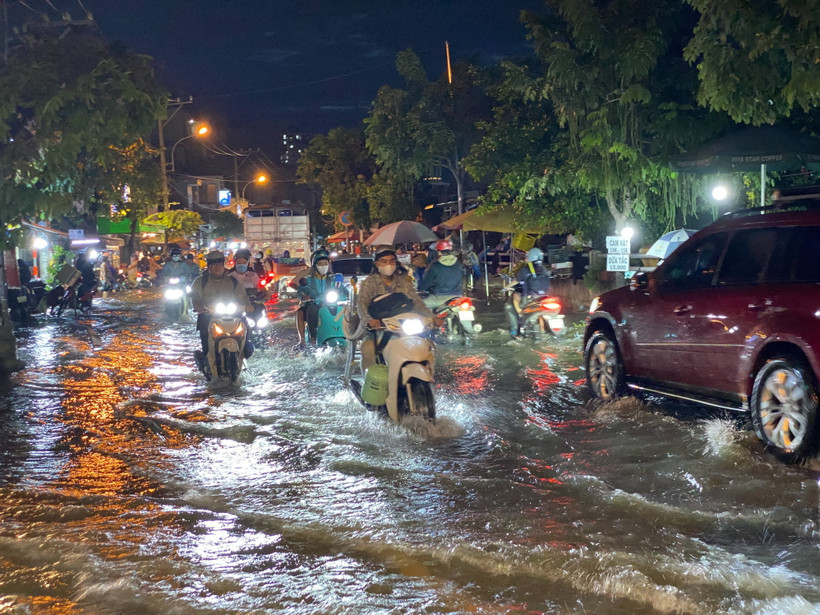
[448,355,489,395]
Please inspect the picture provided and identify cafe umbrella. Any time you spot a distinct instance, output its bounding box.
[669,125,820,205]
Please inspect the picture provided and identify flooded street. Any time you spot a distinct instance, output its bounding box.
[1,290,819,614]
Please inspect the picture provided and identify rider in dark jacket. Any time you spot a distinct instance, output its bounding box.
[418,239,463,308]
[505,247,551,337]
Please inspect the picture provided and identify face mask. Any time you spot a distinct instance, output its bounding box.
[377,264,396,277]
[254,253,263,260]
[317,265,330,275]
[172,256,181,262]
[235,264,248,273]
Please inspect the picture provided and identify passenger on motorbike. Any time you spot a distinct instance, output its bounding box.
[505,247,552,338]
[294,248,349,349]
[74,251,98,309]
[230,247,268,321]
[418,239,463,309]
[356,248,434,371]
[191,250,254,373]
[161,247,193,282]
[184,253,199,280]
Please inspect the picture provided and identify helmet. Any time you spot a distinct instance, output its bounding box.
[169,247,181,256]
[311,249,330,266]
[205,250,225,264]
[265,249,273,256]
[234,248,252,261]
[435,239,453,252]
[185,253,194,260]
[527,247,544,263]
[253,251,263,259]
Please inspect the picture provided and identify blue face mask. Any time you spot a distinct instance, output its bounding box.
[172,255,181,262]
[235,264,248,273]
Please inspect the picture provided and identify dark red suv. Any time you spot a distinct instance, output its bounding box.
[584,204,820,462]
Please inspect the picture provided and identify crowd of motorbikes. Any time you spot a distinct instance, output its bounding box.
[15,245,566,427]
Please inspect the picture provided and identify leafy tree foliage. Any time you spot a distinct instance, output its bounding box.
[208,210,245,242]
[684,0,820,125]
[523,0,711,232]
[143,210,204,248]
[296,128,374,229]
[0,25,166,244]
[364,50,491,222]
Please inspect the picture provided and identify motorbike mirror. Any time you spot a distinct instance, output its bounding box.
[350,275,357,285]
[298,277,308,286]
[334,272,344,283]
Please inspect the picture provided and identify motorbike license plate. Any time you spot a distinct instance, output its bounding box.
[16,295,27,303]
[548,318,564,331]
[458,310,475,322]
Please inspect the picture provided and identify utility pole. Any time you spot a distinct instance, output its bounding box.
[158,97,193,212]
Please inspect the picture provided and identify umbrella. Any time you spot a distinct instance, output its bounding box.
[437,206,543,234]
[670,126,820,206]
[669,126,820,174]
[645,229,697,260]
[363,221,437,246]
[327,229,364,243]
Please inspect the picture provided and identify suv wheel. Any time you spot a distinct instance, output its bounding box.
[584,330,626,399]
[750,356,819,462]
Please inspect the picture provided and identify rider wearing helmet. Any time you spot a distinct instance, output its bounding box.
[418,238,463,308]
[228,248,263,295]
[191,250,254,374]
[161,246,193,281]
[294,248,348,349]
[505,247,552,338]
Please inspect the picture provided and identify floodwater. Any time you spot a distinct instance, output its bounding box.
[0,289,818,614]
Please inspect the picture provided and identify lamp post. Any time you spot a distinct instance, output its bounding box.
[161,122,210,211]
[238,174,267,217]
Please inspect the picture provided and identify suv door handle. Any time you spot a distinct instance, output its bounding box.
[673,305,692,315]
[747,299,772,312]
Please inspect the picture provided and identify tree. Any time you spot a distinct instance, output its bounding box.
[684,0,820,125]
[0,27,166,233]
[296,128,374,229]
[142,210,204,249]
[523,0,713,232]
[208,210,245,242]
[365,49,491,225]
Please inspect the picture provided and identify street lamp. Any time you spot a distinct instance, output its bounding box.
[241,174,267,200]
[169,122,209,172]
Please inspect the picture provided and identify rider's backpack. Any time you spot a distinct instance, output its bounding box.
[368,292,415,320]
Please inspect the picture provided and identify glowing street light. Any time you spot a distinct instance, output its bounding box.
[241,174,268,200]
[169,122,210,172]
[711,184,729,201]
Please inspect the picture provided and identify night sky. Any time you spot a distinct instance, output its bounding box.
[80,0,544,144]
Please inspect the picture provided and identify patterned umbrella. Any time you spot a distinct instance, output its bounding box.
[363,221,438,246]
[645,229,697,260]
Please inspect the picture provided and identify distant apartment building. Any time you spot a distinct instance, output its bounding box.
[280,133,305,166]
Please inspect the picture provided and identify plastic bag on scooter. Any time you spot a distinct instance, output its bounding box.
[368,293,414,320]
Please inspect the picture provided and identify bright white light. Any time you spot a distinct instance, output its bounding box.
[230,242,239,250]
[326,290,339,304]
[620,226,634,241]
[164,288,183,300]
[712,185,729,201]
[401,318,425,335]
[256,316,268,328]
[169,277,180,284]
[246,317,256,327]
[330,251,338,258]
[33,237,47,250]
[209,241,217,248]
[215,302,237,315]
[87,249,99,261]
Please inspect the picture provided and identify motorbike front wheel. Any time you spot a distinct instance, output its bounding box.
[224,349,240,383]
[399,379,436,421]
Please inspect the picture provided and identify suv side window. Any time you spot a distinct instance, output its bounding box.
[660,232,726,291]
[767,226,820,283]
[717,228,778,286]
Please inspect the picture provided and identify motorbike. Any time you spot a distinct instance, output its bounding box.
[203,301,248,385]
[425,294,482,343]
[50,275,96,316]
[244,290,271,349]
[507,282,565,338]
[163,277,191,322]
[343,281,436,423]
[315,273,347,348]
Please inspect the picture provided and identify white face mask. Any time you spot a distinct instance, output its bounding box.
[377,264,396,277]
[317,265,330,275]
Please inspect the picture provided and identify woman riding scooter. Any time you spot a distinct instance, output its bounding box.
[505,247,552,338]
[294,249,348,349]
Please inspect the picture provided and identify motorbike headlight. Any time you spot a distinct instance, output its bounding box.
[164,288,183,300]
[185,285,192,293]
[215,302,237,315]
[256,315,269,328]
[235,322,245,335]
[401,318,424,336]
[213,323,225,335]
[246,317,256,327]
[169,277,180,284]
[325,290,339,304]
[589,297,601,314]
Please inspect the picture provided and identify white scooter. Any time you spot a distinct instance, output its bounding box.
[343,280,436,423]
[204,301,248,385]
[163,276,191,322]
